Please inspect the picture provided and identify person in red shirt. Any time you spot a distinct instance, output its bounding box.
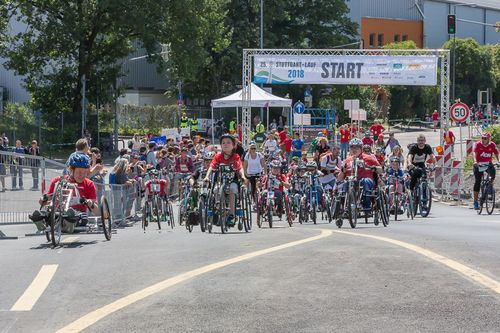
[472,132,499,210]
[443,127,455,151]
[204,134,248,226]
[339,124,351,160]
[260,160,290,219]
[29,153,99,233]
[362,132,374,147]
[278,126,288,144]
[144,169,169,198]
[370,120,385,141]
[280,132,293,162]
[337,138,382,212]
[432,110,439,132]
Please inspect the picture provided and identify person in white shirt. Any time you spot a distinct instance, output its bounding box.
[243,141,266,205]
[319,146,342,190]
[263,132,278,157]
[175,127,183,143]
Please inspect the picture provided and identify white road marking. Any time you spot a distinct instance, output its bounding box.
[10,265,58,311]
[333,230,500,295]
[55,229,332,333]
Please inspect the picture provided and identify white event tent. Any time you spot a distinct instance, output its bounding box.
[210,83,292,142]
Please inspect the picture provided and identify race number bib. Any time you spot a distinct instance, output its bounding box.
[180,164,188,172]
[152,184,160,192]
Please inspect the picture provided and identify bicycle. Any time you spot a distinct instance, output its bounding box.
[256,174,280,228]
[477,162,500,215]
[411,166,433,218]
[386,175,406,221]
[299,173,322,224]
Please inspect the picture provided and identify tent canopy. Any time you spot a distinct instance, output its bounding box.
[211,83,292,108]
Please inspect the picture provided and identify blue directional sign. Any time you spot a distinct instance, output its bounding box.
[294,101,305,114]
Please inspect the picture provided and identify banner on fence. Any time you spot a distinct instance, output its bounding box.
[253,55,438,86]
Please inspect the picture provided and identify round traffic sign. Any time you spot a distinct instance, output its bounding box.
[450,102,470,123]
[294,101,305,114]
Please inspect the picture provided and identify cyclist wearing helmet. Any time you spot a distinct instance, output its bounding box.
[29,153,99,232]
[189,152,214,187]
[362,132,374,146]
[472,132,499,210]
[260,160,290,215]
[338,138,382,212]
[386,156,405,197]
[144,169,169,198]
[203,134,248,226]
[243,141,265,205]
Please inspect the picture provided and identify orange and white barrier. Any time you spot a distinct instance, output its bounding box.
[449,160,462,199]
[433,155,444,189]
[443,144,453,174]
[466,139,473,157]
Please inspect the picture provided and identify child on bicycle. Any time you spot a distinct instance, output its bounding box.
[203,134,248,226]
[260,160,290,216]
[29,153,99,233]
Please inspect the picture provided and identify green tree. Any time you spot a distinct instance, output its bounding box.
[184,0,358,99]
[442,37,496,104]
[318,86,377,125]
[0,0,228,118]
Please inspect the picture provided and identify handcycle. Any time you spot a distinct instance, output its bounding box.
[256,175,293,228]
[207,165,252,234]
[43,176,112,247]
[477,162,500,215]
[142,180,171,231]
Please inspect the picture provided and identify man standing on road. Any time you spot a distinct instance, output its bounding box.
[370,120,385,142]
[432,110,439,132]
[339,124,350,160]
[443,127,455,152]
[28,140,40,190]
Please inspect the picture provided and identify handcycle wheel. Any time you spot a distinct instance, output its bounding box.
[419,183,432,218]
[485,182,495,215]
[154,197,161,230]
[50,182,64,247]
[347,189,357,229]
[284,196,293,227]
[100,196,112,240]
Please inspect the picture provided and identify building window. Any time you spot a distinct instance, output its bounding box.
[377,33,384,47]
[369,33,375,48]
[394,34,400,42]
[402,34,408,41]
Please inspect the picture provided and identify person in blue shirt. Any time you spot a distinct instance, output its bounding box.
[291,132,304,158]
[386,157,405,208]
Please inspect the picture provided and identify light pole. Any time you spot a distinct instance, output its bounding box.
[449,2,476,103]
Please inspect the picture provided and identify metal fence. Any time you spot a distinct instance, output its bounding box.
[0,151,141,225]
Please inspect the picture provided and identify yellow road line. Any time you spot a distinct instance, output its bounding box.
[56,229,332,333]
[333,230,500,295]
[10,264,58,311]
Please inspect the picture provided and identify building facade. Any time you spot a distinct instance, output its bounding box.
[347,0,500,49]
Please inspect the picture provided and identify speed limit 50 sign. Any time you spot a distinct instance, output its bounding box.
[450,102,470,123]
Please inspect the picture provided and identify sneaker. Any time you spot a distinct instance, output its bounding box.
[238,222,243,231]
[227,214,235,227]
[473,201,479,210]
[29,210,46,222]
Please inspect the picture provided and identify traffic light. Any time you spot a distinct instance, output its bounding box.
[448,15,456,34]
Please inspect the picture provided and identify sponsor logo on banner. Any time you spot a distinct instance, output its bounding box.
[253,55,438,86]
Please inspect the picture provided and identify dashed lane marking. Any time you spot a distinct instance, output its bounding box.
[10,264,58,311]
[333,230,500,295]
[55,229,332,333]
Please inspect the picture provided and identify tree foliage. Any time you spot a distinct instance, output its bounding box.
[184,0,358,99]
[0,0,228,117]
[117,105,178,135]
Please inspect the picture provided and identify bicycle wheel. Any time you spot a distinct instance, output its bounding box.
[142,203,148,231]
[241,188,251,232]
[393,194,399,221]
[347,189,358,229]
[219,190,228,234]
[485,182,495,215]
[407,191,415,220]
[284,196,293,227]
[298,197,306,224]
[324,195,332,223]
[412,187,420,217]
[311,199,317,224]
[419,183,432,218]
[100,196,112,240]
[256,195,264,228]
[50,183,63,247]
[378,192,389,227]
[267,201,273,228]
[198,196,206,232]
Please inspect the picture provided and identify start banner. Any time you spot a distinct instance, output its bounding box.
[253,55,438,86]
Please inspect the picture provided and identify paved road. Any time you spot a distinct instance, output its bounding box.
[1,201,500,333]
